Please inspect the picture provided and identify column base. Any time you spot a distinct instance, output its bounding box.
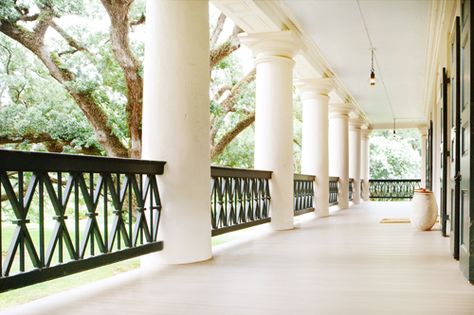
[140,252,212,267]
[271,221,294,231]
[315,209,329,218]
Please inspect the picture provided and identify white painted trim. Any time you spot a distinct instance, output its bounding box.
[423,0,446,121]
[211,0,371,126]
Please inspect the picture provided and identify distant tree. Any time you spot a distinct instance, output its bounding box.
[0,0,145,157]
[0,1,256,160]
[369,129,421,179]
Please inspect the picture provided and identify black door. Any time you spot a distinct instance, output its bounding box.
[426,121,433,191]
[459,0,473,283]
[441,68,448,236]
[450,17,461,260]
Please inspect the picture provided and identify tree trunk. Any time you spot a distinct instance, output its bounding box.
[0,15,129,157]
[101,0,143,159]
[211,112,255,160]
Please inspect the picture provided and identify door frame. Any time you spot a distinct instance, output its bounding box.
[450,16,461,260]
[441,67,449,236]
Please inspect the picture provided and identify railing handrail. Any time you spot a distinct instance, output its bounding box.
[329,176,340,181]
[211,166,272,179]
[293,173,316,181]
[0,149,165,174]
[369,179,421,182]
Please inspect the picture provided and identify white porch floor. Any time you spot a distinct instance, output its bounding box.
[3,202,474,315]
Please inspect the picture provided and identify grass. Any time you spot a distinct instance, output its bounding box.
[0,223,237,311]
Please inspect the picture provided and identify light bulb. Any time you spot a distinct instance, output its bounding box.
[370,70,376,86]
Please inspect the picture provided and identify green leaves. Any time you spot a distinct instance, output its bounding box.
[369,129,421,179]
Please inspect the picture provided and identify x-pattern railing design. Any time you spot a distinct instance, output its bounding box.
[0,150,165,291]
[293,174,315,216]
[329,177,339,206]
[210,167,271,236]
[369,179,421,200]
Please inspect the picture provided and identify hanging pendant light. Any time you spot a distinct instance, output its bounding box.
[369,49,376,86]
[393,118,397,137]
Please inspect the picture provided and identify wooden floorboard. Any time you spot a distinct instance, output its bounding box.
[3,202,474,314]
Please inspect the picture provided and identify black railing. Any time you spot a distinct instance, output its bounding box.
[210,167,271,236]
[293,174,315,216]
[0,150,165,292]
[348,178,354,201]
[369,179,421,200]
[360,179,364,199]
[329,177,339,206]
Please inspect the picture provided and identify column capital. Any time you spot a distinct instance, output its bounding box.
[349,117,364,131]
[329,103,352,118]
[239,31,302,64]
[296,78,333,100]
[360,125,372,138]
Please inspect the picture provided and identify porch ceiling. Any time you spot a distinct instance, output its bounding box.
[282,0,430,127]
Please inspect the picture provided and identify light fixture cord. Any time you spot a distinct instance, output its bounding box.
[357,0,395,120]
[371,49,374,72]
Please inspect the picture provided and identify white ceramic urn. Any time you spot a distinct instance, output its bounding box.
[410,189,438,231]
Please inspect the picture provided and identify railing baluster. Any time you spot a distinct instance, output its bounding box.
[293,174,315,216]
[18,172,25,273]
[74,174,80,258]
[368,179,421,200]
[90,172,95,257]
[329,177,340,206]
[210,167,272,236]
[0,176,2,276]
[128,174,132,248]
[103,174,108,253]
[58,172,63,264]
[0,149,165,292]
[39,176,45,267]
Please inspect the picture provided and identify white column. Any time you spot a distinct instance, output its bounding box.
[349,117,362,204]
[360,126,371,201]
[329,103,352,209]
[141,0,211,264]
[298,79,332,217]
[419,127,427,188]
[240,31,300,230]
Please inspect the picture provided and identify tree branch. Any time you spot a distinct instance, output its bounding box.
[130,14,145,27]
[0,133,102,155]
[13,4,40,22]
[210,25,243,69]
[293,138,301,148]
[0,42,13,75]
[33,7,54,38]
[220,68,256,112]
[50,21,91,55]
[211,112,255,160]
[213,84,232,102]
[210,13,226,48]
